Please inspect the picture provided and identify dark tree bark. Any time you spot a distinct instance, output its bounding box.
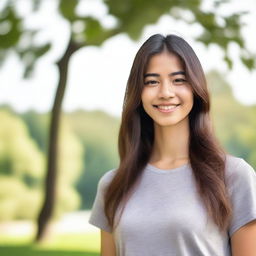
[35,39,81,242]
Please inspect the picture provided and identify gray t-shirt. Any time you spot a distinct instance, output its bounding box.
[89,155,256,256]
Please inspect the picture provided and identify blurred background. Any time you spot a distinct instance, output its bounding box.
[0,0,255,255]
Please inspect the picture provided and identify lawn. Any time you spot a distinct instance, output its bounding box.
[0,232,100,256]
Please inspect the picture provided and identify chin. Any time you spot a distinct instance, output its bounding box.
[153,120,179,127]
[153,116,188,127]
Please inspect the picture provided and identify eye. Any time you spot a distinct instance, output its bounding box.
[173,78,187,85]
[144,80,159,86]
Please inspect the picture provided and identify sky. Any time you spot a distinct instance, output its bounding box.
[0,0,256,117]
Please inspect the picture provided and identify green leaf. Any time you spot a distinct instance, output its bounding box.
[82,17,109,46]
[34,43,51,58]
[241,56,255,71]
[224,54,233,69]
[59,0,79,22]
[0,6,21,48]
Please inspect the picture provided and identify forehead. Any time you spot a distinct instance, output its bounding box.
[146,51,184,72]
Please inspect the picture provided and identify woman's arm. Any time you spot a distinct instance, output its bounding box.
[101,229,116,256]
[231,220,256,256]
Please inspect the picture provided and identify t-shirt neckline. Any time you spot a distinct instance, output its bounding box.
[145,162,190,174]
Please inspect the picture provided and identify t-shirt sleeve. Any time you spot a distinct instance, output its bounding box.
[227,158,256,237]
[88,169,116,233]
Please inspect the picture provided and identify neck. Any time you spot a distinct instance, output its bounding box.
[150,117,190,165]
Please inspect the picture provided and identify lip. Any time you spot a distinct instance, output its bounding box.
[154,103,180,106]
[153,104,180,113]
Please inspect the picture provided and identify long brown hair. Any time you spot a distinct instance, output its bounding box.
[105,34,232,232]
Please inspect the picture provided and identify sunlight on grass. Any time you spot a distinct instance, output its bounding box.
[0,234,34,245]
[37,233,100,252]
[0,232,100,255]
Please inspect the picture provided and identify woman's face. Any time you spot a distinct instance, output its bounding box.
[141,51,194,127]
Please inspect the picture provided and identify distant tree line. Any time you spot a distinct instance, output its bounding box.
[0,106,119,221]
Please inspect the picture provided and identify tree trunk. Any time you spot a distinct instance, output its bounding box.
[35,39,81,242]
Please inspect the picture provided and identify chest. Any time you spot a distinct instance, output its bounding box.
[115,171,216,236]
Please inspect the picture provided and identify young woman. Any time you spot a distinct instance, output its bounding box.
[89,34,256,256]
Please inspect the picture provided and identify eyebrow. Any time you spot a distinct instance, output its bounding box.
[144,71,185,78]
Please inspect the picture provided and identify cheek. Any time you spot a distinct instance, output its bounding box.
[186,93,194,114]
[181,88,193,105]
[141,89,151,105]
[141,90,154,116]
[187,93,194,106]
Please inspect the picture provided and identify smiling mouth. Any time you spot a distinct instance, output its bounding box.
[153,104,180,110]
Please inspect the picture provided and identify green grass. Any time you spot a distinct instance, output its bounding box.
[0,232,100,256]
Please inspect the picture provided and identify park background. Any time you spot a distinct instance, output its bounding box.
[0,0,256,255]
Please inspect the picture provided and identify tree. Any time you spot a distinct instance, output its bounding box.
[208,70,256,167]
[0,0,255,241]
[65,110,120,209]
[0,110,44,220]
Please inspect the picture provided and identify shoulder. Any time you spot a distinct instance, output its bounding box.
[225,154,255,176]
[224,155,256,236]
[98,168,118,190]
[225,154,256,190]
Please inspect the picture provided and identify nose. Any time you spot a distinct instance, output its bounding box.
[158,80,175,99]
